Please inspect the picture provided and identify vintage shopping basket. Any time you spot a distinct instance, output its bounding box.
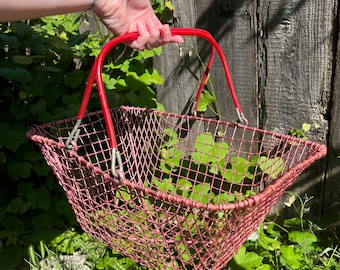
[27,28,327,269]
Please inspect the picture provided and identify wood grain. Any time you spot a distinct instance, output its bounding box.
[257,0,335,219]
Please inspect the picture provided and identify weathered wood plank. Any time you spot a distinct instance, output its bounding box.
[257,0,335,219]
[154,0,200,115]
[155,0,257,126]
[323,12,340,223]
[194,0,257,126]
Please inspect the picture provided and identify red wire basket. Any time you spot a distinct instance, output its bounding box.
[27,28,327,269]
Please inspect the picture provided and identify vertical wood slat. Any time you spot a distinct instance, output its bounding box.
[154,0,200,115]
[324,10,340,221]
[155,0,257,126]
[257,0,335,219]
[154,0,338,220]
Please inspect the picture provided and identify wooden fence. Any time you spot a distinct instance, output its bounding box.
[154,0,340,223]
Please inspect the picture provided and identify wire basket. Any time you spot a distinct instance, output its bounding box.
[27,28,327,269]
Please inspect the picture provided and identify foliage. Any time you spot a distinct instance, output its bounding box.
[0,11,164,269]
[227,193,340,270]
[27,231,146,270]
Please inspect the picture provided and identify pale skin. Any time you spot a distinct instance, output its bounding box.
[0,0,183,50]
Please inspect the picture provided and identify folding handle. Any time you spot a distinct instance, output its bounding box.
[66,28,246,176]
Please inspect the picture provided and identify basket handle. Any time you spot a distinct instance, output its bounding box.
[66,28,246,176]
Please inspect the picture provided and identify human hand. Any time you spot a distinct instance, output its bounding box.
[92,0,183,50]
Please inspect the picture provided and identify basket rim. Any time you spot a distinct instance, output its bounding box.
[26,105,329,146]
[27,106,327,212]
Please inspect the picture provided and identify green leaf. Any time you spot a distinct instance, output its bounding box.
[49,37,72,52]
[163,128,179,147]
[161,147,182,168]
[157,178,175,193]
[7,161,32,180]
[0,34,18,47]
[12,55,33,65]
[0,123,26,152]
[67,31,89,47]
[212,192,235,204]
[256,265,272,270]
[257,234,281,251]
[194,133,214,152]
[7,197,29,214]
[232,246,263,269]
[116,188,131,202]
[197,90,215,112]
[302,123,311,132]
[192,133,214,163]
[221,157,252,183]
[139,49,156,59]
[29,98,47,115]
[0,67,32,83]
[148,68,163,85]
[26,188,51,210]
[64,69,84,89]
[211,141,229,162]
[252,156,285,178]
[279,245,302,269]
[0,249,21,270]
[283,217,302,228]
[288,231,317,246]
[176,179,192,198]
[0,215,25,233]
[161,0,175,22]
[190,183,211,204]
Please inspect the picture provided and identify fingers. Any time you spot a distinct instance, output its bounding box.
[129,20,183,50]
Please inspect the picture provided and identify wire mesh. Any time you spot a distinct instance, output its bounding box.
[27,106,326,269]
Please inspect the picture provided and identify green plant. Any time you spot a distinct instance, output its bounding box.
[227,193,340,270]
[0,10,166,269]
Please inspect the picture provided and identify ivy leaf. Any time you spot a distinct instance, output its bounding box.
[64,70,84,89]
[0,34,18,47]
[252,156,285,178]
[12,55,33,65]
[138,49,157,59]
[288,231,317,246]
[196,90,215,112]
[26,188,51,210]
[279,245,302,269]
[211,141,229,162]
[67,31,89,47]
[212,192,235,204]
[221,157,252,183]
[0,215,25,234]
[0,67,32,83]
[176,179,192,198]
[7,197,29,214]
[148,69,163,85]
[192,133,214,164]
[0,123,26,152]
[161,147,182,168]
[190,183,211,204]
[302,123,311,132]
[10,101,29,120]
[29,98,47,115]
[231,246,263,269]
[163,128,179,147]
[158,178,175,193]
[161,0,175,23]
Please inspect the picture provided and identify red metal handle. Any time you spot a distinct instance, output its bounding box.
[76,28,245,151]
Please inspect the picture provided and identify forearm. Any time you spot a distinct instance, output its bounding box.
[0,0,93,22]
